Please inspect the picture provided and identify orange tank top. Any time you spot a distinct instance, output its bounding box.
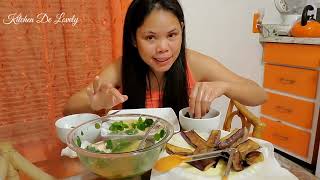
[145,63,196,108]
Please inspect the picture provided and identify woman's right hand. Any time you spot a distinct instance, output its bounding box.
[86,76,128,111]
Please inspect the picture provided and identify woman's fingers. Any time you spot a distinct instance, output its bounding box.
[93,76,100,94]
[104,87,128,108]
[86,87,94,101]
[194,83,205,118]
[190,83,218,118]
[110,88,125,101]
[201,90,211,117]
[87,86,99,110]
[89,77,129,110]
[99,82,113,92]
[122,95,128,101]
[189,83,199,117]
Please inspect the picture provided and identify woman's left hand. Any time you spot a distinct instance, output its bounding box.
[189,81,228,119]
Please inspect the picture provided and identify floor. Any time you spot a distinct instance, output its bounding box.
[274,152,320,180]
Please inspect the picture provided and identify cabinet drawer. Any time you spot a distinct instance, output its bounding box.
[264,64,318,98]
[261,92,314,129]
[261,117,310,158]
[263,43,320,68]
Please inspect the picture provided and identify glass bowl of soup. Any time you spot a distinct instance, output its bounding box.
[66,113,174,179]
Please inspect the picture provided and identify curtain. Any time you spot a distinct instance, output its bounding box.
[0,0,131,163]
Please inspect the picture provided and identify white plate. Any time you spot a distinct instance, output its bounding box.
[151,130,298,180]
[108,108,180,133]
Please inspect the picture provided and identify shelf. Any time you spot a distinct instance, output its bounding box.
[259,24,320,45]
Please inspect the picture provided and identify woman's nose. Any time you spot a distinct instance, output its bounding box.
[156,39,169,53]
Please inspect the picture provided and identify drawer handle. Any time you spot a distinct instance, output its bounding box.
[279,78,296,84]
[275,105,292,113]
[272,133,289,141]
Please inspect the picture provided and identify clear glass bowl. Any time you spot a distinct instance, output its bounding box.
[66,113,174,179]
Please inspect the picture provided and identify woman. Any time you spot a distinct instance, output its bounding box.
[63,0,267,118]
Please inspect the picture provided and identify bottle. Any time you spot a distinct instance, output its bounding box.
[252,9,265,33]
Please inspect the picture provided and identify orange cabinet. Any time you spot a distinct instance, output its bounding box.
[263,43,320,68]
[261,42,320,163]
[261,92,314,129]
[261,117,310,157]
[264,64,318,98]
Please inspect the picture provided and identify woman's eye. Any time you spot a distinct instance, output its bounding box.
[168,33,177,39]
[145,36,155,41]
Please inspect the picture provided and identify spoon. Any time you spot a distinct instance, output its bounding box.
[137,118,160,150]
[100,109,121,123]
[154,148,231,173]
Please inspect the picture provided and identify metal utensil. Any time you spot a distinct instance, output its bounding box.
[137,118,160,150]
[101,109,121,123]
[183,148,232,162]
[154,148,235,173]
[222,148,237,180]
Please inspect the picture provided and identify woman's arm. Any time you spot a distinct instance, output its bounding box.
[63,88,95,116]
[187,49,267,117]
[63,59,123,116]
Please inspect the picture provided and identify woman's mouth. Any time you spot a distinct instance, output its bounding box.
[153,57,171,63]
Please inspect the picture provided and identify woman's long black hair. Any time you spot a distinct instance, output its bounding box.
[122,0,189,115]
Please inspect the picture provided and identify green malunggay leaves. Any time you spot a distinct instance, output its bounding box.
[125,128,138,135]
[144,118,154,126]
[95,123,101,129]
[154,129,166,141]
[86,145,105,153]
[133,117,154,131]
[108,117,154,134]
[109,121,129,132]
[105,139,113,149]
[76,136,82,147]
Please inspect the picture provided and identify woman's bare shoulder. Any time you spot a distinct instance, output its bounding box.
[186,49,246,82]
[186,49,222,81]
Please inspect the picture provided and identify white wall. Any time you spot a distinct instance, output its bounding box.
[180,0,281,128]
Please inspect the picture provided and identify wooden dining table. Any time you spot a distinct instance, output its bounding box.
[15,138,151,180]
[7,132,317,180]
[14,143,318,180]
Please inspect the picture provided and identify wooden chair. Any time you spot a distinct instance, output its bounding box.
[223,99,266,138]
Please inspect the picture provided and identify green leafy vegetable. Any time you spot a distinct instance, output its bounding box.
[145,118,154,127]
[86,145,105,153]
[131,123,137,129]
[103,139,139,153]
[154,129,166,141]
[125,128,138,135]
[108,118,154,133]
[109,121,129,132]
[160,129,165,137]
[105,140,113,149]
[111,140,131,152]
[154,133,161,141]
[76,136,82,147]
[136,122,146,131]
[95,123,101,129]
[132,117,154,131]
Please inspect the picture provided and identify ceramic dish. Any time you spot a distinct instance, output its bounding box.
[151,130,298,180]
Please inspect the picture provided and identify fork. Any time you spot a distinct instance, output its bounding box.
[222,148,237,180]
[154,147,236,174]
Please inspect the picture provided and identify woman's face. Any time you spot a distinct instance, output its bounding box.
[136,9,183,75]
